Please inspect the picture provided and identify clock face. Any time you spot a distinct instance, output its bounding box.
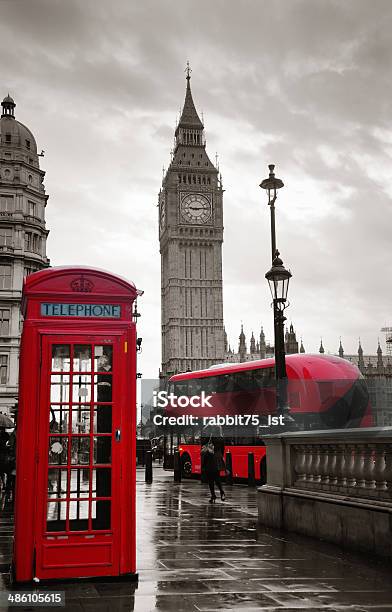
[180,194,212,224]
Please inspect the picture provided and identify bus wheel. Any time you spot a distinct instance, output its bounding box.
[181,454,192,478]
[260,457,267,485]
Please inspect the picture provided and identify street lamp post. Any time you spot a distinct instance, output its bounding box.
[260,165,293,422]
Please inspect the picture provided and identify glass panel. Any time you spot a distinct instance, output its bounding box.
[71,405,90,433]
[93,405,112,433]
[69,500,89,531]
[94,375,112,402]
[49,406,69,433]
[48,437,68,465]
[72,375,91,402]
[94,345,113,372]
[47,501,66,532]
[93,468,111,498]
[93,436,111,464]
[51,345,70,372]
[70,468,90,498]
[92,500,111,530]
[73,345,92,372]
[47,468,67,497]
[50,375,70,402]
[71,437,90,465]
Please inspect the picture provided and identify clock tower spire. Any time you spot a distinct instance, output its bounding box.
[159,66,225,377]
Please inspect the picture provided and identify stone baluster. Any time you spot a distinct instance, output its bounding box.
[293,445,306,484]
[374,445,387,492]
[305,445,314,483]
[363,446,375,490]
[335,445,347,488]
[328,445,338,486]
[312,445,322,484]
[345,445,356,488]
[353,444,365,491]
[319,445,330,485]
[383,445,392,497]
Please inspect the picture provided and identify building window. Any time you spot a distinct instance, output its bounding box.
[0,229,12,247]
[0,355,8,384]
[0,195,13,213]
[0,309,10,336]
[28,175,33,183]
[28,200,38,217]
[25,232,41,254]
[0,265,11,289]
[26,139,30,149]
[5,134,11,143]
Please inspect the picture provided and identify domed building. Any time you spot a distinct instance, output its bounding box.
[0,95,50,416]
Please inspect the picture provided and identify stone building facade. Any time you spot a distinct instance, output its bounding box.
[0,95,49,415]
[338,340,392,427]
[159,71,224,378]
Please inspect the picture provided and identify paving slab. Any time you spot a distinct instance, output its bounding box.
[0,466,391,610]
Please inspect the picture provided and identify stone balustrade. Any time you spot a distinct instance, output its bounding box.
[257,427,392,558]
[291,439,392,499]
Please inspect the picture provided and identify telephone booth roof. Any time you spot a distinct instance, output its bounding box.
[22,266,141,318]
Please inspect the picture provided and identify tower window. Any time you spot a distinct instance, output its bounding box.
[192,154,194,158]
[5,134,11,143]
[28,175,33,183]
[0,354,8,384]
[26,139,31,149]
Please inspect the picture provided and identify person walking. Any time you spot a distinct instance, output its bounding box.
[201,437,226,503]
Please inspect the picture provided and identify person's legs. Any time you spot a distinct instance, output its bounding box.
[215,474,225,499]
[207,476,216,499]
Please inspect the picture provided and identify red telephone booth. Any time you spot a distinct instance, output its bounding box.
[13,266,141,582]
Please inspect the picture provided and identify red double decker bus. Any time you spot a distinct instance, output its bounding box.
[166,354,372,481]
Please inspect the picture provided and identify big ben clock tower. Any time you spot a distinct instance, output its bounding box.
[159,66,225,377]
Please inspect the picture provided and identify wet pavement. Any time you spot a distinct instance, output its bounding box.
[1,466,392,610]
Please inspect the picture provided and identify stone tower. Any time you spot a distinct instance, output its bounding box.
[0,95,50,415]
[159,68,224,377]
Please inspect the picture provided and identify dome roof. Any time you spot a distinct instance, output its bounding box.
[2,94,15,105]
[0,95,37,154]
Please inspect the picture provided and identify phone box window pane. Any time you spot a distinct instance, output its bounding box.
[69,469,90,498]
[47,469,67,498]
[47,501,66,532]
[69,500,89,531]
[49,407,69,434]
[71,406,90,433]
[93,405,112,433]
[51,345,70,372]
[73,345,92,372]
[94,375,112,402]
[92,500,111,530]
[94,345,112,371]
[93,468,111,498]
[93,436,111,464]
[48,437,68,465]
[71,437,90,465]
[73,375,91,402]
[50,375,70,402]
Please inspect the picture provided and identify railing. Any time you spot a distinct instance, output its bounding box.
[292,439,392,501]
[258,428,392,557]
[260,428,392,501]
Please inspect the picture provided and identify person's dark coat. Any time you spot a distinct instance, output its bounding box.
[201,448,219,476]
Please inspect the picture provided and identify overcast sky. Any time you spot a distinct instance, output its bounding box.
[2,0,392,377]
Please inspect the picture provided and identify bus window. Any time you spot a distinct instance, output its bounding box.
[253,367,275,389]
[172,380,189,397]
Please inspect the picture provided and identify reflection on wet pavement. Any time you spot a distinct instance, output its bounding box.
[1,467,392,610]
